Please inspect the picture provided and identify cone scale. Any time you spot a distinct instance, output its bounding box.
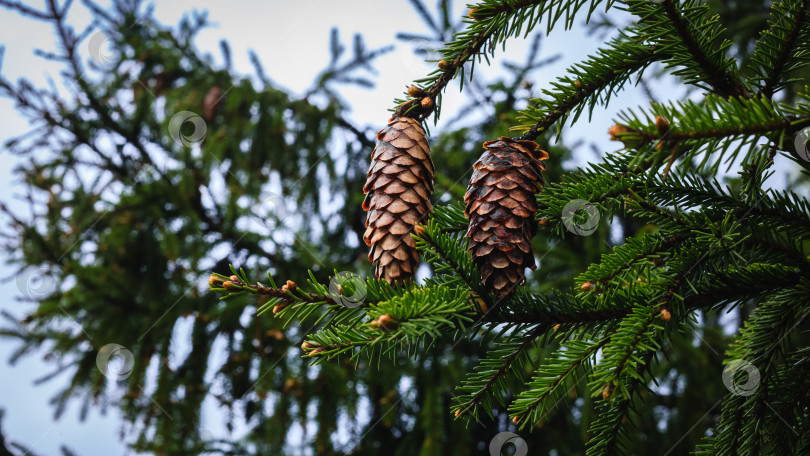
[363,117,434,284]
[464,137,548,298]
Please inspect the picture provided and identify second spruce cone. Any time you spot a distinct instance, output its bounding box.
[363,117,434,284]
[464,137,549,298]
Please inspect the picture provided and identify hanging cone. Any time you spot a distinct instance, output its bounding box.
[464,137,549,298]
[363,117,434,284]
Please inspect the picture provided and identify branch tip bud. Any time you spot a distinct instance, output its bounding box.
[602,382,614,400]
[272,303,288,314]
[655,115,670,135]
[407,85,425,98]
[377,314,397,331]
[608,124,632,141]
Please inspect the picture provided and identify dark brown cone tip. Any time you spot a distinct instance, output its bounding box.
[465,137,548,298]
[363,117,434,284]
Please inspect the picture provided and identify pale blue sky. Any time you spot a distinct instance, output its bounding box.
[0,1,686,455]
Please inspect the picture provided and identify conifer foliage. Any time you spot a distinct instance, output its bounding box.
[214,0,810,453]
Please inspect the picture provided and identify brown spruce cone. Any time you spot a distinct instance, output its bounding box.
[464,137,549,298]
[363,117,434,284]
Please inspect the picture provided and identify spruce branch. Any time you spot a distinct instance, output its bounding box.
[491,303,632,326]
[392,0,613,121]
[452,325,546,421]
[300,286,475,362]
[749,0,810,98]
[576,234,686,291]
[514,31,666,140]
[574,208,805,317]
[700,284,810,454]
[625,0,749,97]
[509,337,609,428]
[428,201,469,233]
[610,94,810,174]
[535,172,630,235]
[762,349,810,454]
[415,218,492,308]
[211,273,339,307]
[209,268,400,330]
[585,349,657,456]
[587,302,663,399]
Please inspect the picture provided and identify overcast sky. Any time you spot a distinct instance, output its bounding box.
[0,1,682,455]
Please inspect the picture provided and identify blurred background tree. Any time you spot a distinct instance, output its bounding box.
[0,0,797,455]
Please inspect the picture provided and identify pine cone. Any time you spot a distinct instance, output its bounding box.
[464,137,549,298]
[363,117,434,284]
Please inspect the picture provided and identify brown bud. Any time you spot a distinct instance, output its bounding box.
[602,382,614,400]
[512,416,519,424]
[660,308,672,322]
[413,225,427,237]
[208,274,224,286]
[377,314,397,331]
[538,218,551,226]
[229,275,239,282]
[407,85,425,98]
[438,60,452,71]
[608,124,632,141]
[285,280,297,291]
[454,409,462,417]
[420,97,434,110]
[574,80,582,88]
[301,341,314,350]
[655,115,670,136]
[474,295,488,314]
[553,324,561,331]
[282,378,297,393]
[609,124,645,149]
[222,281,236,290]
[272,302,288,314]
[581,281,594,292]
